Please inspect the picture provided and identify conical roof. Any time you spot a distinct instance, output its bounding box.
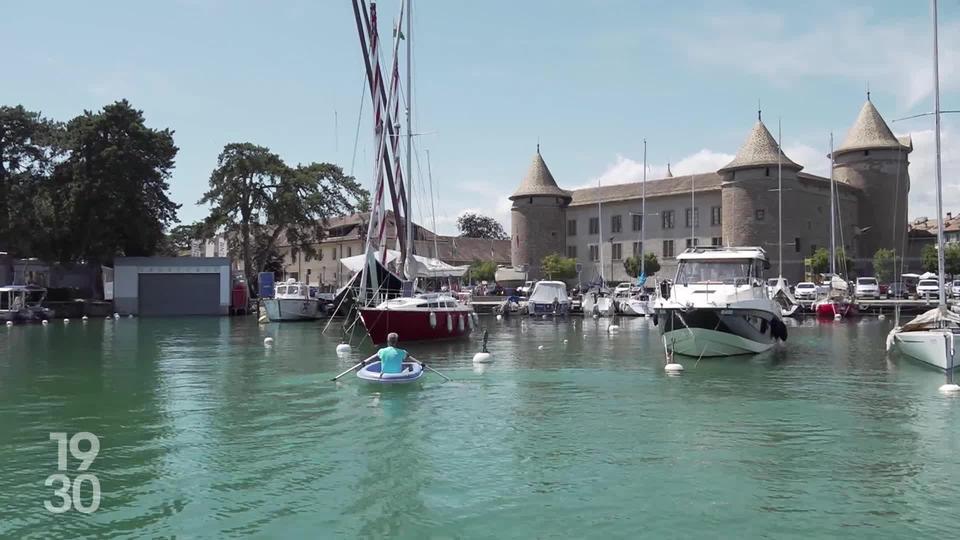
[718,120,802,174]
[510,151,571,200]
[835,100,908,154]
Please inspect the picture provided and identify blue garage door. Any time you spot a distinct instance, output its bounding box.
[138,273,221,316]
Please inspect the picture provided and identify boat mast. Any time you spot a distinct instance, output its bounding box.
[778,118,783,278]
[641,139,646,277]
[932,0,946,308]
[598,177,604,283]
[690,175,695,248]
[403,0,414,282]
[829,133,836,278]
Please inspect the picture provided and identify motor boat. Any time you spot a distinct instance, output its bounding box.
[263,279,321,321]
[768,277,800,317]
[527,281,570,316]
[356,360,425,384]
[618,292,655,317]
[813,275,858,318]
[358,293,474,344]
[0,285,54,322]
[653,246,788,357]
[581,286,614,317]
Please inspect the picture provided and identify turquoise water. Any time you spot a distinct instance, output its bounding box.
[1,316,958,538]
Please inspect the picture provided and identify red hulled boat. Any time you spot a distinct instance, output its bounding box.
[814,297,859,318]
[358,294,474,344]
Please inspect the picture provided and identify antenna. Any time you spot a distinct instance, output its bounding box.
[758,99,762,121]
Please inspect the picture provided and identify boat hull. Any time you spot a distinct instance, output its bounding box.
[529,302,570,316]
[359,307,473,344]
[357,361,424,383]
[618,298,653,317]
[894,330,958,371]
[815,300,858,318]
[656,307,783,357]
[263,298,320,321]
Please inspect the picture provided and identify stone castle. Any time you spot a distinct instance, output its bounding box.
[509,99,912,284]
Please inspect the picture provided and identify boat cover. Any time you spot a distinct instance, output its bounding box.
[339,249,468,278]
[529,281,569,304]
[899,306,960,332]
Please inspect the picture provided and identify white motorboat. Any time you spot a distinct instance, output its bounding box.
[654,246,787,357]
[263,279,321,321]
[618,293,655,317]
[527,281,570,315]
[768,277,800,317]
[581,288,614,317]
[0,285,54,322]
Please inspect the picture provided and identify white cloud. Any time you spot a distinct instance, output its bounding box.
[678,8,960,108]
[901,125,960,221]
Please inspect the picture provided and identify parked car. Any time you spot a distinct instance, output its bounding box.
[951,280,960,298]
[794,282,818,300]
[916,279,940,299]
[887,281,911,299]
[854,277,880,299]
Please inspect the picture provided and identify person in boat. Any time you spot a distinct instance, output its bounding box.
[378,332,413,374]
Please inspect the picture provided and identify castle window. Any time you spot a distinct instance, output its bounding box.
[685,238,699,249]
[864,150,870,156]
[611,215,622,233]
[685,208,699,228]
[662,240,675,258]
[632,241,643,255]
[662,210,675,229]
[808,220,812,230]
[755,209,766,221]
[529,197,533,204]
[632,214,643,231]
[810,244,817,255]
[711,237,723,246]
[589,244,599,261]
[711,206,722,226]
[765,167,770,177]
[589,217,599,235]
[333,247,338,260]
[611,243,622,261]
[567,245,577,259]
[568,219,577,236]
[347,246,352,257]
[795,237,801,252]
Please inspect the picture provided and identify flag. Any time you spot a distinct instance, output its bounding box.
[637,272,647,287]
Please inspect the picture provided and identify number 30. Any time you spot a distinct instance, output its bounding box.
[44,474,101,514]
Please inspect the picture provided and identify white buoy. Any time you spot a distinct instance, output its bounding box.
[82,315,89,321]
[563,339,568,344]
[264,337,274,347]
[473,352,493,363]
[608,325,620,333]
[5,321,12,327]
[665,363,684,373]
[834,313,842,321]
[496,314,503,320]
[335,343,351,354]
[541,314,547,319]
[939,383,960,394]
[878,314,886,320]
[63,318,70,324]
[593,314,599,319]
[538,345,544,350]
[41,320,49,326]
[128,314,134,318]
[258,315,268,324]
[114,313,120,319]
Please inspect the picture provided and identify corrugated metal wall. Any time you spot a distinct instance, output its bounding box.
[138,273,221,316]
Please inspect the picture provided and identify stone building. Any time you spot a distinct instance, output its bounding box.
[510,99,913,284]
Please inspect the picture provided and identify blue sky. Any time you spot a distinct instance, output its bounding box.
[3,0,958,234]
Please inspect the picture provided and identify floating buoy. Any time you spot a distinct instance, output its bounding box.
[939,383,960,394]
[41,320,49,326]
[537,345,544,350]
[5,321,12,327]
[473,352,493,363]
[563,339,568,344]
[496,314,503,320]
[665,363,685,373]
[258,315,268,324]
[878,314,886,321]
[593,314,599,319]
[114,313,120,319]
[834,313,842,321]
[541,314,548,319]
[608,325,620,333]
[63,319,70,324]
[81,315,89,321]
[128,314,134,319]
[264,337,274,347]
[336,343,351,354]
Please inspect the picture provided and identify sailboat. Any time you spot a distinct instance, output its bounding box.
[582,177,614,317]
[813,133,858,318]
[617,140,655,317]
[350,0,474,344]
[770,121,801,317]
[888,0,959,373]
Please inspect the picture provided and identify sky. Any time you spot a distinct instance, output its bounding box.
[3,0,959,235]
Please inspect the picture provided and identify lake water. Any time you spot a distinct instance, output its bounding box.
[1,315,958,538]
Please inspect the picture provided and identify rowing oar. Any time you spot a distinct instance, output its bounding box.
[331,354,376,382]
[410,357,451,382]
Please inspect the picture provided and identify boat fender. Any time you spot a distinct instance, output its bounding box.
[459,314,465,332]
[771,318,788,341]
[429,312,437,328]
[447,314,453,333]
[467,314,474,330]
[652,313,658,326]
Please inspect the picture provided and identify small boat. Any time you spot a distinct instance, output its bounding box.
[263,279,321,321]
[527,281,570,316]
[356,360,425,383]
[0,285,54,322]
[358,293,474,344]
[581,288,615,317]
[769,277,800,317]
[618,293,654,316]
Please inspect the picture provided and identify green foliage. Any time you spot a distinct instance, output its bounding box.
[160,222,204,256]
[541,253,577,279]
[623,253,661,278]
[810,248,830,275]
[921,244,939,273]
[946,244,960,276]
[872,248,895,283]
[457,212,508,240]
[199,142,367,289]
[468,259,497,282]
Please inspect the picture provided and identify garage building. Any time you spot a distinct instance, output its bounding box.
[114,257,231,316]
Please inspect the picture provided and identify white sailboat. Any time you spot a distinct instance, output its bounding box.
[888,0,959,374]
[771,120,800,317]
[617,139,655,317]
[582,176,614,317]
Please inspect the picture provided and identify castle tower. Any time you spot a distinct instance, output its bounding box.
[510,150,571,277]
[719,117,803,249]
[832,99,911,260]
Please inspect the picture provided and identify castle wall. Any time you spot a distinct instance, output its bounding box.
[510,195,567,278]
[833,148,910,261]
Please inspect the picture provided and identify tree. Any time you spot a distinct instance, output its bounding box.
[161,222,204,255]
[873,248,894,283]
[541,253,577,279]
[921,244,938,273]
[468,259,496,282]
[199,142,367,290]
[810,247,830,275]
[946,244,960,277]
[623,253,661,278]
[457,212,507,240]
[46,100,180,263]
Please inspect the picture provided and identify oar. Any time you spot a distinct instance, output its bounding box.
[331,354,376,381]
[410,357,451,382]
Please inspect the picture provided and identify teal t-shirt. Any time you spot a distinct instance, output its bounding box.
[378,346,407,374]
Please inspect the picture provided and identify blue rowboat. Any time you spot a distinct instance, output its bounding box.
[356,361,424,384]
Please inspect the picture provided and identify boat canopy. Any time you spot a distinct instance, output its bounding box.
[676,246,769,262]
[529,281,569,304]
[899,306,960,332]
[339,249,468,278]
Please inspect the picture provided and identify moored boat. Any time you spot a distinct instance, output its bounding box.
[0,285,54,322]
[527,280,570,315]
[358,293,473,344]
[263,279,321,321]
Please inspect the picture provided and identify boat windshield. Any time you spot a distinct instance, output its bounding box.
[675,260,754,285]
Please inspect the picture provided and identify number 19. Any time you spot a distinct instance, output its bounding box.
[50,432,99,471]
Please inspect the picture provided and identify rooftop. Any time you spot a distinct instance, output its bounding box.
[835,100,910,155]
[718,119,802,174]
[511,151,572,200]
[569,173,722,206]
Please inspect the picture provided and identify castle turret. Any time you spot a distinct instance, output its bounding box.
[510,150,571,277]
[832,99,911,259]
[719,117,802,249]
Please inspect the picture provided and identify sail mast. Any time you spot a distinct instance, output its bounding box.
[402,0,415,283]
[598,177,604,282]
[778,118,783,278]
[641,139,646,277]
[829,133,836,277]
[933,0,946,307]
